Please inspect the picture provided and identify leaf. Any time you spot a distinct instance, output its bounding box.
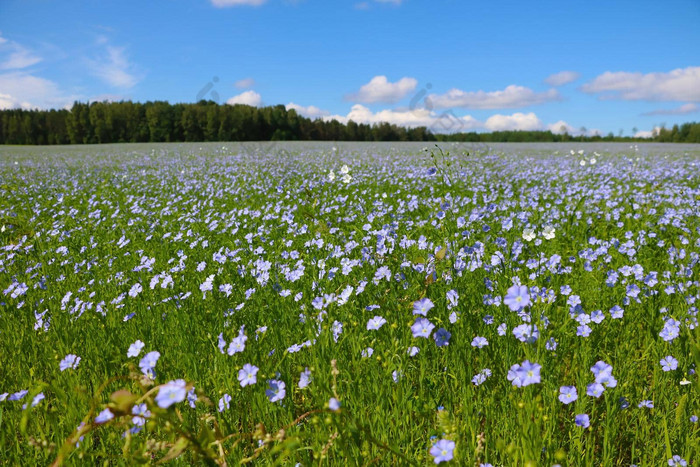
[158,436,189,463]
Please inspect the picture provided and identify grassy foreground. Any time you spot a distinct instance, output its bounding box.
[0,142,698,466]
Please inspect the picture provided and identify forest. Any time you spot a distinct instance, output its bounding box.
[1,100,699,145]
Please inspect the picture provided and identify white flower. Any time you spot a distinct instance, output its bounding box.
[522,228,536,242]
[589,158,597,164]
[328,170,336,181]
[342,173,352,184]
[340,164,350,174]
[542,225,556,240]
[579,160,586,166]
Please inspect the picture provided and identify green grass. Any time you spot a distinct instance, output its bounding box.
[0,142,698,466]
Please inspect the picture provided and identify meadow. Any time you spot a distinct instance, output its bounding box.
[0,141,698,466]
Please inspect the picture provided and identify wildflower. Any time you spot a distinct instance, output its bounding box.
[59,354,81,371]
[668,455,687,466]
[558,386,578,404]
[522,228,536,242]
[542,225,556,240]
[95,408,114,424]
[516,360,541,386]
[367,315,387,330]
[434,328,451,347]
[127,340,145,358]
[218,394,232,412]
[266,379,286,403]
[504,284,530,311]
[31,393,45,407]
[471,336,488,348]
[638,400,654,408]
[238,364,259,387]
[407,346,420,357]
[574,414,590,428]
[411,318,435,338]
[362,347,374,358]
[413,297,434,316]
[298,368,312,388]
[156,380,187,409]
[328,397,341,411]
[660,355,678,372]
[139,351,160,379]
[328,169,336,181]
[429,439,455,464]
[586,383,605,398]
[590,360,617,387]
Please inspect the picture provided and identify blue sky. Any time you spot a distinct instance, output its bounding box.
[1,0,698,135]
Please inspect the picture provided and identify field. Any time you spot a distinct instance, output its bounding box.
[0,142,699,466]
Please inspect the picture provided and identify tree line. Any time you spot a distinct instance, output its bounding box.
[1,100,698,145]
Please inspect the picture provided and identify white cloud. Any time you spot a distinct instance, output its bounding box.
[547,120,601,136]
[0,92,31,110]
[0,72,77,109]
[211,0,267,6]
[323,104,480,133]
[0,33,42,70]
[641,103,699,116]
[347,75,418,104]
[635,130,654,138]
[226,90,262,106]
[286,102,330,119]
[427,85,560,110]
[234,77,255,89]
[88,45,139,88]
[581,67,700,101]
[484,112,543,131]
[544,71,580,87]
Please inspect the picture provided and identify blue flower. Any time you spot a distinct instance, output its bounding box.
[298,368,312,388]
[558,386,578,404]
[504,284,530,311]
[328,397,341,411]
[156,380,187,409]
[434,328,451,347]
[366,315,387,330]
[411,318,435,338]
[218,393,232,412]
[413,298,434,316]
[266,379,286,403]
[139,351,160,379]
[471,336,488,348]
[429,439,455,464]
[238,363,259,387]
[660,355,678,372]
[575,414,590,428]
[95,408,114,424]
[59,354,81,371]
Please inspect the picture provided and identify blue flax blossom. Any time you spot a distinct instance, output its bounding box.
[328,397,341,411]
[434,328,451,347]
[586,383,605,398]
[59,354,81,371]
[95,408,114,424]
[298,368,312,388]
[127,340,145,358]
[429,439,455,464]
[367,315,387,330]
[638,400,654,408]
[238,364,259,387]
[471,336,488,348]
[139,351,160,379]
[558,386,578,404]
[660,355,678,372]
[218,394,232,412]
[668,455,687,466]
[266,379,286,403]
[411,318,435,338]
[156,380,187,409]
[590,360,617,387]
[575,414,590,428]
[413,298,434,316]
[504,284,530,311]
